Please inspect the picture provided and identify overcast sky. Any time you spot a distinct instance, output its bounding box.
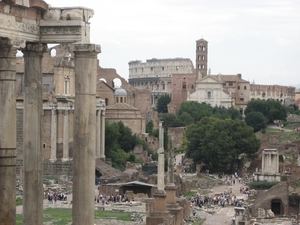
[48,0,300,87]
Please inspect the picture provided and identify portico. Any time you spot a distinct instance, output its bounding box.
[0,1,101,224]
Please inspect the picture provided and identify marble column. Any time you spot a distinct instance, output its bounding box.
[100,110,106,159]
[96,109,101,158]
[62,109,69,161]
[71,43,100,225]
[0,38,17,225]
[158,121,164,153]
[50,108,57,162]
[22,42,47,225]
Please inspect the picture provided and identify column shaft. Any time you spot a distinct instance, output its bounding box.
[71,43,100,225]
[22,42,47,225]
[0,39,17,225]
[50,109,57,162]
[62,110,69,161]
[96,110,100,158]
[100,110,105,158]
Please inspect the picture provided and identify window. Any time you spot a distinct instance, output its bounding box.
[201,65,205,69]
[207,92,211,99]
[229,82,233,86]
[244,86,247,90]
[142,68,144,72]
[176,66,179,70]
[240,98,244,101]
[238,86,240,90]
[191,85,194,89]
[202,56,205,60]
[151,67,153,71]
[182,82,186,89]
[162,67,164,71]
[135,68,137,72]
[203,46,206,51]
[43,143,46,149]
[64,76,70,95]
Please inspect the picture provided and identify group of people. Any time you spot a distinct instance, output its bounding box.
[189,191,243,209]
[95,194,131,205]
[45,191,67,204]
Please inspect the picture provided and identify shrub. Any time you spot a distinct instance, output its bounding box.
[248,181,279,189]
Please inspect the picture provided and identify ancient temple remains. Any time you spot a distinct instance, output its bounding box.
[254,149,281,182]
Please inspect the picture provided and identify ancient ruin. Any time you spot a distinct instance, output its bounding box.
[254,149,281,182]
[0,1,100,224]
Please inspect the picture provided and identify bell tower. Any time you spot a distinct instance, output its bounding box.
[195,38,208,78]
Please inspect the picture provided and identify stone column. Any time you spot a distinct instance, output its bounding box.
[96,109,101,158]
[62,110,69,161]
[22,42,47,225]
[50,108,57,162]
[262,150,265,172]
[0,38,17,225]
[158,121,164,153]
[165,135,183,225]
[100,110,106,159]
[147,153,172,225]
[71,43,100,225]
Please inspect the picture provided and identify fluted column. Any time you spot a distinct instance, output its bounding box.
[100,110,106,159]
[0,38,17,225]
[71,43,100,225]
[50,108,57,162]
[62,110,69,161]
[22,42,47,225]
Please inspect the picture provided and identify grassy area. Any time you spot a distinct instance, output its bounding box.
[16,199,23,206]
[193,218,206,225]
[16,208,135,225]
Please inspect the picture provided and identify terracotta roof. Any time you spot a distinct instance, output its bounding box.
[211,74,249,83]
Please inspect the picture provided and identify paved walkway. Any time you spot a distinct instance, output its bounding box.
[200,177,245,225]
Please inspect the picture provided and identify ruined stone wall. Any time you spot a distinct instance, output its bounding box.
[168,127,186,149]
[250,84,295,103]
[16,160,73,176]
[132,88,152,119]
[171,73,196,112]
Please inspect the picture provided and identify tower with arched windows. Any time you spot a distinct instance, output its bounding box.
[195,38,208,78]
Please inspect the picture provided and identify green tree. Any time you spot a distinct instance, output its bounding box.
[245,99,287,123]
[160,113,181,128]
[157,94,171,113]
[186,117,260,173]
[245,111,267,132]
[146,120,154,135]
[177,101,213,122]
[178,112,194,126]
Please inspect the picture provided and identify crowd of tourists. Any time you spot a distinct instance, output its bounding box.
[45,191,67,204]
[95,194,132,205]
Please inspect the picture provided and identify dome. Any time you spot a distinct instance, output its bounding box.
[114,88,127,96]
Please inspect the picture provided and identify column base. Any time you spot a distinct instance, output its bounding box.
[61,158,69,162]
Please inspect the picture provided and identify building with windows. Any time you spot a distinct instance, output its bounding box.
[128,58,195,106]
[187,75,232,108]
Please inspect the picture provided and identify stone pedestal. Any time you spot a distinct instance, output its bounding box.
[146,190,173,225]
[22,43,47,225]
[0,38,17,224]
[71,43,100,225]
[166,184,183,225]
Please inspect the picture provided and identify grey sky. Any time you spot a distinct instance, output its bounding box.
[48,0,300,87]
